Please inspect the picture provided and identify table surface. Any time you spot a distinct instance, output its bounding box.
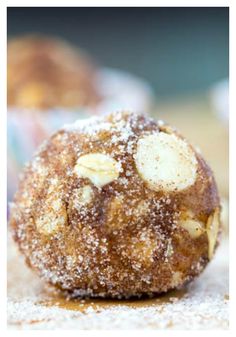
[7,234,229,330]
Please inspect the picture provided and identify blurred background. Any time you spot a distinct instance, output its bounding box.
[8,7,228,98]
[7,7,229,222]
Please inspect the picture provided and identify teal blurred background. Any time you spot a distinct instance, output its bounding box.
[7,7,228,98]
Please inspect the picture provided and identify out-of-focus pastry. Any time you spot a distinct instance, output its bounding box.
[7,35,100,110]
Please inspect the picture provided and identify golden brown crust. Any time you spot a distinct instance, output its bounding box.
[9,112,221,298]
[7,35,100,110]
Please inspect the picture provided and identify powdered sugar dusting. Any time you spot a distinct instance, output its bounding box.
[8,234,228,329]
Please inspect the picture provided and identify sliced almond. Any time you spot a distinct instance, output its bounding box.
[130,230,157,266]
[72,185,94,211]
[170,271,183,288]
[36,200,67,235]
[106,196,126,230]
[207,208,221,259]
[36,180,67,235]
[135,133,197,192]
[74,153,120,188]
[179,218,205,238]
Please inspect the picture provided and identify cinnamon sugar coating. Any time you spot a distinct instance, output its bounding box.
[9,112,221,298]
[7,35,100,110]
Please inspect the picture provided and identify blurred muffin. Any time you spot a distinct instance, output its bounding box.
[7,35,100,110]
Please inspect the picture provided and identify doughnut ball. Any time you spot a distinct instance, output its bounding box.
[10,111,221,298]
[7,35,100,110]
